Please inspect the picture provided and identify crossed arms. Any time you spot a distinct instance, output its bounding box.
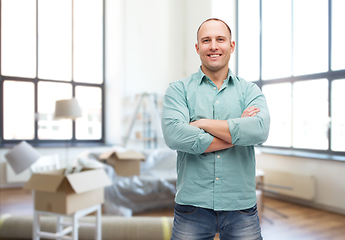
[190,106,260,153]
[162,81,270,155]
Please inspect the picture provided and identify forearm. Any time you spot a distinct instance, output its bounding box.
[204,136,234,153]
[191,119,233,144]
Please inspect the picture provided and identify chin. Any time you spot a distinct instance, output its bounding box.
[207,65,225,72]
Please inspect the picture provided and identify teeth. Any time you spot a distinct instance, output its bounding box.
[210,55,220,57]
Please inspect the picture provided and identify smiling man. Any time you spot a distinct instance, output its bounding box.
[162,18,270,240]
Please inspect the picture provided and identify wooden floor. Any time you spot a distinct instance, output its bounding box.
[260,199,345,240]
[1,188,345,240]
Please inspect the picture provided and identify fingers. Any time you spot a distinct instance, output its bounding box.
[248,108,260,116]
[246,106,260,111]
[241,106,260,118]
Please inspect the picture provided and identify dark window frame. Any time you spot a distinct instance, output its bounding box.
[237,0,345,159]
[0,0,106,147]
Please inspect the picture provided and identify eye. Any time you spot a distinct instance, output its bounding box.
[202,39,210,43]
[218,38,225,42]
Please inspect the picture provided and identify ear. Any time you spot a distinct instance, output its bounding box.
[230,41,235,54]
[195,43,200,55]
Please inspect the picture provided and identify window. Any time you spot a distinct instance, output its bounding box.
[238,0,345,156]
[262,83,291,147]
[292,79,329,150]
[238,0,260,81]
[331,80,345,151]
[261,0,291,80]
[1,0,104,145]
[292,0,328,76]
[332,0,345,71]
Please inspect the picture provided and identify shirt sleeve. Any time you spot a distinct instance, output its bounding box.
[227,82,270,146]
[162,81,214,154]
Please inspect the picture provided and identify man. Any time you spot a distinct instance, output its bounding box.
[162,18,270,240]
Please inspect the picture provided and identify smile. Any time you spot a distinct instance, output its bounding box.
[208,54,221,58]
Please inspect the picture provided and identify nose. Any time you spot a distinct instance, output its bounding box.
[210,39,218,50]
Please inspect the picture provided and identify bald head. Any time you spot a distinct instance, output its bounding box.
[197,18,232,43]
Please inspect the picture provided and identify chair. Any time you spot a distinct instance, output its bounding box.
[30,154,102,240]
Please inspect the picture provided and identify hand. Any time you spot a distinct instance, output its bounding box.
[189,119,204,128]
[241,106,260,118]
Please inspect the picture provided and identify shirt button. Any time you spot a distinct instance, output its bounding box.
[216,177,219,180]
[216,101,219,103]
[214,87,216,90]
[217,155,220,158]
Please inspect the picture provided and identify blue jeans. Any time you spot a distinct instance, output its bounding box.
[171,203,262,240]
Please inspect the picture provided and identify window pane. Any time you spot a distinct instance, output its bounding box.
[238,0,260,81]
[292,79,329,149]
[262,0,292,80]
[1,0,36,78]
[262,83,292,147]
[331,79,345,151]
[75,86,102,139]
[4,81,35,139]
[38,0,72,81]
[38,82,72,139]
[332,0,345,71]
[74,0,103,83]
[293,0,328,76]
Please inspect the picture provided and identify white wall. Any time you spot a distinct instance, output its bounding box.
[122,0,186,96]
[116,0,188,145]
[104,0,125,145]
[256,153,345,213]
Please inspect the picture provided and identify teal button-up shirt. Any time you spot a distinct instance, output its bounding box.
[162,68,270,211]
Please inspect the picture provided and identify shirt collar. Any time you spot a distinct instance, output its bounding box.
[196,67,236,85]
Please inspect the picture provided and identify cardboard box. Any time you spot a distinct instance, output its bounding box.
[99,150,145,177]
[23,168,112,214]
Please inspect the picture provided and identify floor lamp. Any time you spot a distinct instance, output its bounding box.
[54,98,82,173]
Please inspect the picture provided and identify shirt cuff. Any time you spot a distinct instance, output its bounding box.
[227,119,240,145]
[191,129,214,154]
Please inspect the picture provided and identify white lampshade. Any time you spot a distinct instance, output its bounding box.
[54,98,82,120]
[5,141,41,175]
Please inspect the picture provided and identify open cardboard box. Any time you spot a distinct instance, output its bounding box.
[99,150,145,177]
[23,168,112,214]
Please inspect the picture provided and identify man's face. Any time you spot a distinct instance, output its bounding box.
[195,20,235,74]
